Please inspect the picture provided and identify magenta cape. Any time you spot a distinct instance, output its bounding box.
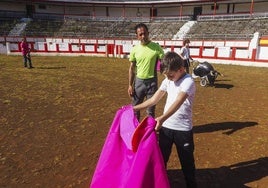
[90,105,170,188]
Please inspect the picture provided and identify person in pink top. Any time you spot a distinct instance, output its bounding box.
[20,37,33,68]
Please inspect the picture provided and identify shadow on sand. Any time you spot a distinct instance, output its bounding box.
[36,66,66,69]
[213,83,234,89]
[193,121,258,135]
[168,157,268,188]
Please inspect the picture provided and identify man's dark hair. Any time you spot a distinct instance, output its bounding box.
[160,51,184,74]
[183,38,190,46]
[134,23,149,34]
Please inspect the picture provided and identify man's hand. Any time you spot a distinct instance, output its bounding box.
[128,85,134,97]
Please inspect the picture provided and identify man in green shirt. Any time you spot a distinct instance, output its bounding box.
[128,23,164,120]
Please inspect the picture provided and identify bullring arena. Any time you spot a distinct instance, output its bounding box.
[0,0,268,188]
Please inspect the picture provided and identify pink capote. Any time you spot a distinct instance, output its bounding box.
[90,105,170,188]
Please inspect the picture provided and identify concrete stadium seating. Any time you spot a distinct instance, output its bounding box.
[1,17,268,40]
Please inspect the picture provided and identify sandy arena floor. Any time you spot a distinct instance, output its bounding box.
[0,55,268,188]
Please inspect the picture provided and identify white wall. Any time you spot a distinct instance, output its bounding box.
[181,6,193,16]
[202,3,229,15]
[234,3,251,13]
[258,46,268,60]
[254,2,268,12]
[218,47,231,58]
[1,1,268,19]
[94,7,107,17]
[122,7,149,18]
[157,7,180,17]
[109,7,124,17]
[3,37,268,66]
[64,5,91,15]
[0,43,7,54]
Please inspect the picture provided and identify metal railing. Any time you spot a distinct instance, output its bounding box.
[198,12,268,21]
[186,33,254,40]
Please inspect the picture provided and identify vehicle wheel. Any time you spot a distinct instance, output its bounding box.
[200,78,207,86]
